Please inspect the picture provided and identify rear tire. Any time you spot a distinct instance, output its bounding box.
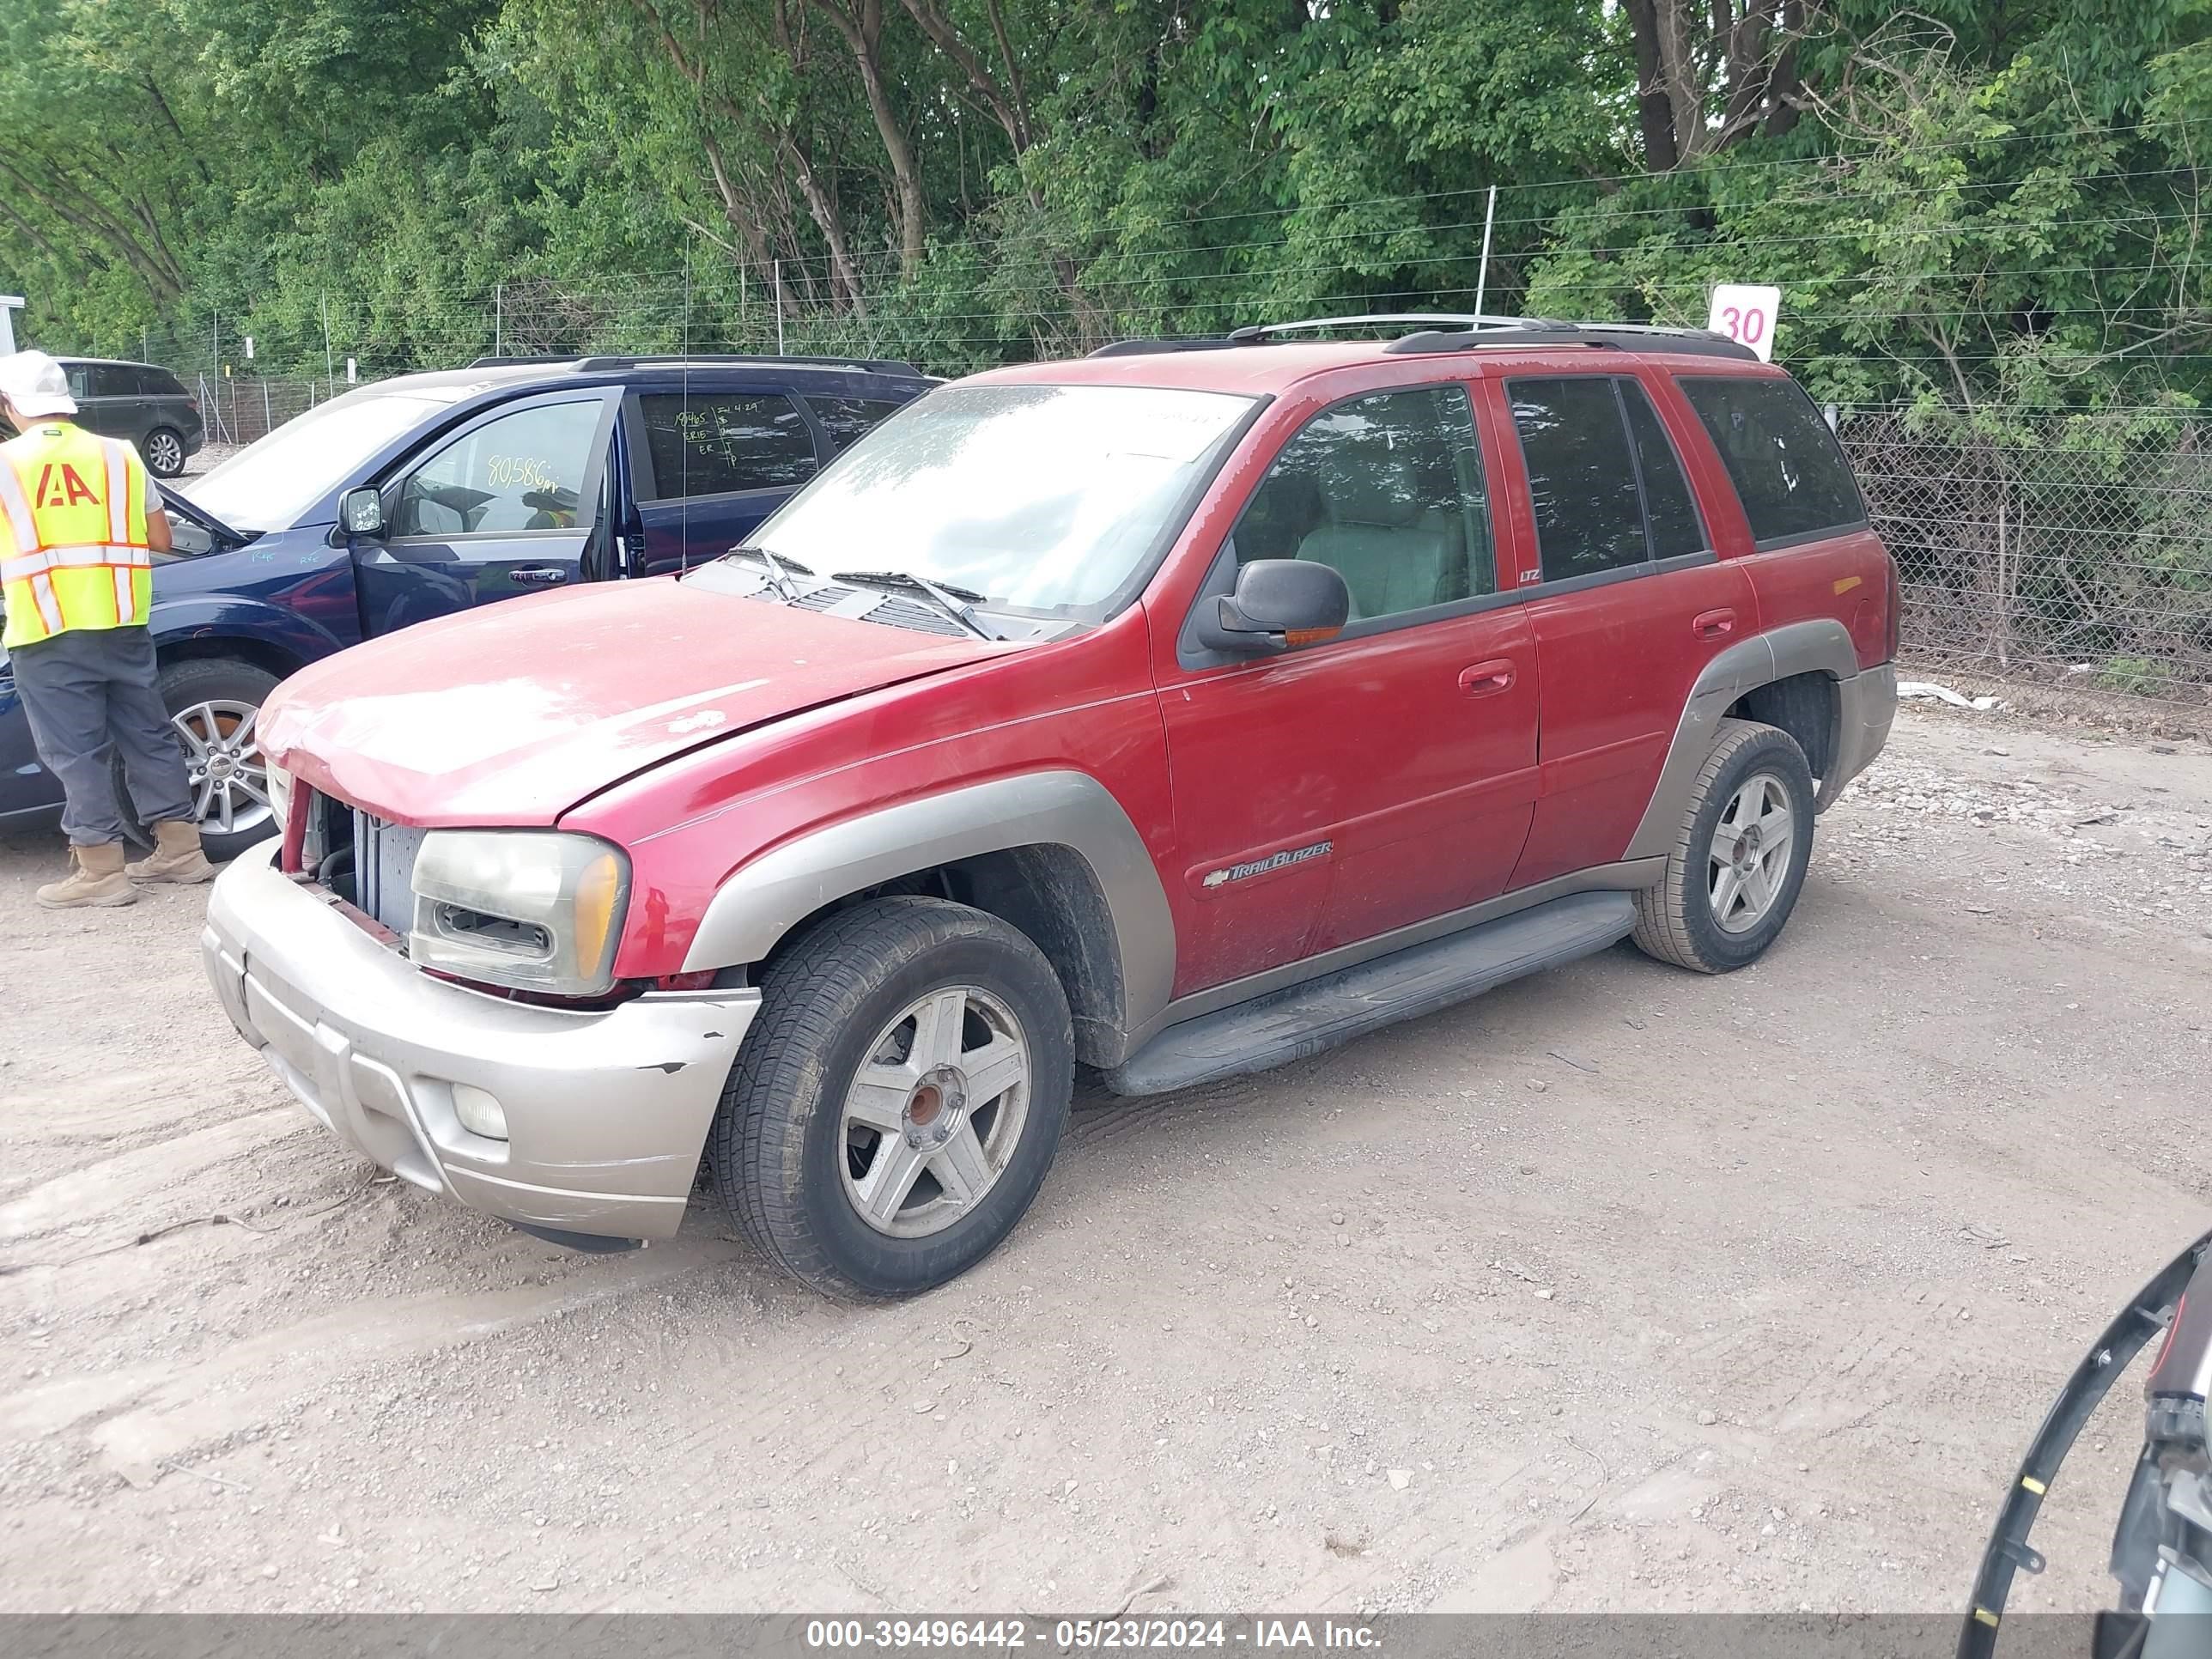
[708,896,1074,1302]
[142,428,187,479]
[1631,718,1816,974]
[125,658,281,863]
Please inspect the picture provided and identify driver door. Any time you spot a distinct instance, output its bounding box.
[1156,381,1540,994]
[353,390,617,635]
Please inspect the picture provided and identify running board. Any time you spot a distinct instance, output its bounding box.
[1104,891,1638,1097]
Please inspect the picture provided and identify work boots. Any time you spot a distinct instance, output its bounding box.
[36,843,137,908]
[126,820,216,884]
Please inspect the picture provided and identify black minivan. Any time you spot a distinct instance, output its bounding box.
[57,356,206,478]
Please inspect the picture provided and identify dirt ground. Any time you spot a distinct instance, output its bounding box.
[3,702,2209,1617]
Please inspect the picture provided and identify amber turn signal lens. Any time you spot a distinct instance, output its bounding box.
[1284,626,1343,647]
[572,850,623,976]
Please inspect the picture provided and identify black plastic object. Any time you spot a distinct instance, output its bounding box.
[509,1223,645,1254]
[1194,558,1352,653]
[1957,1228,2209,1657]
[466,352,928,377]
[1088,319,1758,363]
[1105,891,1637,1096]
[1384,325,1758,361]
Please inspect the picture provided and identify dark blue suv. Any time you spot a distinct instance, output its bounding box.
[0,353,937,859]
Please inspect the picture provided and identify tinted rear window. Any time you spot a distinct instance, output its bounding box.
[639,392,817,497]
[808,395,908,453]
[1680,376,1864,545]
[1508,376,1650,581]
[1620,381,1705,559]
[143,368,187,398]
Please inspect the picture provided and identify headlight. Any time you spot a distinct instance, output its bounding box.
[409,830,630,997]
[265,760,294,834]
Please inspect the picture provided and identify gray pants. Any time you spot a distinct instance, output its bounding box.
[11,627,193,846]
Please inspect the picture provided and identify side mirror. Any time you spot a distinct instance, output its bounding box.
[339,486,386,538]
[1195,559,1352,655]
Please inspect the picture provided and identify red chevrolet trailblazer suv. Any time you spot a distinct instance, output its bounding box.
[204,314,1898,1300]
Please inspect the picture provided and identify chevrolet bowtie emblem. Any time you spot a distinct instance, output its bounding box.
[1202,840,1333,889]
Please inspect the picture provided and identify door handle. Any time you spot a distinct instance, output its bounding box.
[510,566,572,587]
[1692,607,1737,640]
[1458,659,1516,696]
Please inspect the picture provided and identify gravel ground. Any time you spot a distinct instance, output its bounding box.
[2,702,2209,1616]
[178,443,235,480]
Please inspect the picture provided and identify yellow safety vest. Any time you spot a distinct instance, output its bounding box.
[0,422,155,649]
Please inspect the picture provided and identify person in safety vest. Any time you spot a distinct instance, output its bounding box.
[0,350,213,908]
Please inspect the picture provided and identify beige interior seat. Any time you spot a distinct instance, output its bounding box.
[1294,452,1457,619]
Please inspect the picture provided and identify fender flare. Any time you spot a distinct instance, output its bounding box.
[149,597,344,673]
[681,769,1178,1047]
[1625,618,1862,862]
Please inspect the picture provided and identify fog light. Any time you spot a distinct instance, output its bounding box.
[452,1084,509,1141]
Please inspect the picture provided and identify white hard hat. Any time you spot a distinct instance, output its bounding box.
[0,350,77,420]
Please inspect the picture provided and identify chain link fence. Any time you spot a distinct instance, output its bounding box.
[1838,409,2211,710]
[187,375,335,447]
[143,329,2212,715]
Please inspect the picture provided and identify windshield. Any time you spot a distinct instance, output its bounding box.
[185,388,459,531]
[716,383,1256,613]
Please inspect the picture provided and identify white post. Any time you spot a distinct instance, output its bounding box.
[774,260,785,356]
[321,294,336,389]
[1473,185,1498,320]
[494,280,503,357]
[0,296,22,356]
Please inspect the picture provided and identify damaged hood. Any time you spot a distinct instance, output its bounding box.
[260,576,1004,826]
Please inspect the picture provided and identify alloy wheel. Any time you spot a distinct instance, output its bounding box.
[1708,770,1795,934]
[838,984,1031,1238]
[173,698,271,836]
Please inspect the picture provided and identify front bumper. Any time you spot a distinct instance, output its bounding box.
[202,843,758,1240]
[1819,660,1897,809]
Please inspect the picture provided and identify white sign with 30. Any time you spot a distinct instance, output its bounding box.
[1706,283,1782,362]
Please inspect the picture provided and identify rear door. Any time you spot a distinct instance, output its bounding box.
[1492,371,1757,889]
[622,386,824,578]
[66,364,138,443]
[1672,373,1889,670]
[351,388,617,635]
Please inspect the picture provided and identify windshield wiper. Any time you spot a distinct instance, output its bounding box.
[834,569,1003,641]
[725,543,811,600]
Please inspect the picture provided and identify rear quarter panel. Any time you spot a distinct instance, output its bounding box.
[1654,367,1893,670]
[1734,528,1893,670]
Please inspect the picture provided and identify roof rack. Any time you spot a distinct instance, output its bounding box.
[1088,338,1251,358]
[465,351,931,377]
[1088,313,1759,364]
[1226,312,1571,342]
[1385,321,1755,361]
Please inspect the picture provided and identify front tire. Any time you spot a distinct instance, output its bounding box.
[126,658,281,863]
[142,427,187,479]
[1631,718,1816,974]
[708,896,1074,1301]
